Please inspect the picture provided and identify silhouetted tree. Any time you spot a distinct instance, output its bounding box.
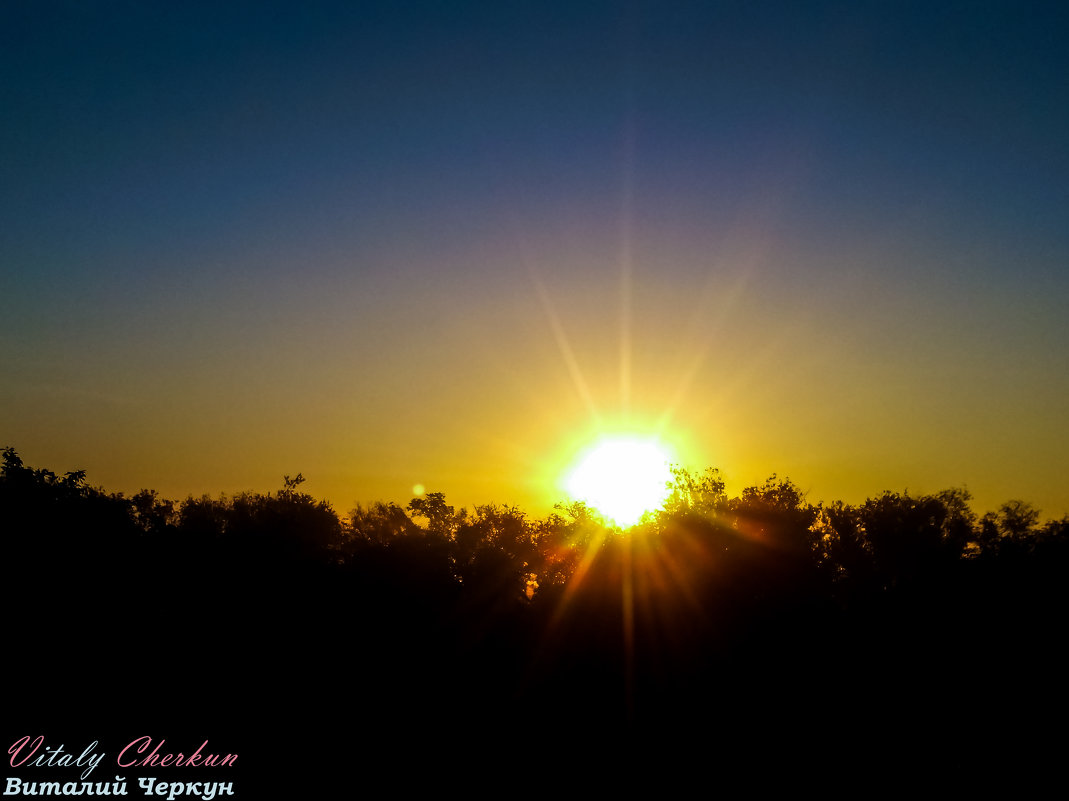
[407,490,466,537]
[533,500,604,588]
[858,490,969,586]
[453,504,538,605]
[129,488,177,534]
[661,466,728,517]
[812,500,875,592]
[348,500,418,545]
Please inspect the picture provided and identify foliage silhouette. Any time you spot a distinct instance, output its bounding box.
[3,446,1067,781]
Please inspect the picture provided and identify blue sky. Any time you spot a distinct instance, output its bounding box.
[3,1,1068,517]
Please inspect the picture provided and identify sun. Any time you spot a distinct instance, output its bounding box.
[565,435,675,527]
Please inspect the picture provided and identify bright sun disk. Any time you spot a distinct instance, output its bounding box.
[566,436,674,527]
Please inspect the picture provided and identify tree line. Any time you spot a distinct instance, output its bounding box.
[4,447,1063,602]
[3,446,1066,781]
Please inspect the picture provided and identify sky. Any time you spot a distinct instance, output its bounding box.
[2,1,1068,520]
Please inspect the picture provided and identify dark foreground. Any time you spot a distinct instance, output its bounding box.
[3,450,1066,792]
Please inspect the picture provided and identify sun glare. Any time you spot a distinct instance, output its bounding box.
[566,436,674,527]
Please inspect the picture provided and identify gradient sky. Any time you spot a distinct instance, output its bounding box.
[3,1,1068,519]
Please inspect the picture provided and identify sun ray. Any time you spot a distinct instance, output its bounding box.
[655,269,751,431]
[539,518,611,636]
[523,254,602,425]
[618,113,636,418]
[620,533,636,721]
